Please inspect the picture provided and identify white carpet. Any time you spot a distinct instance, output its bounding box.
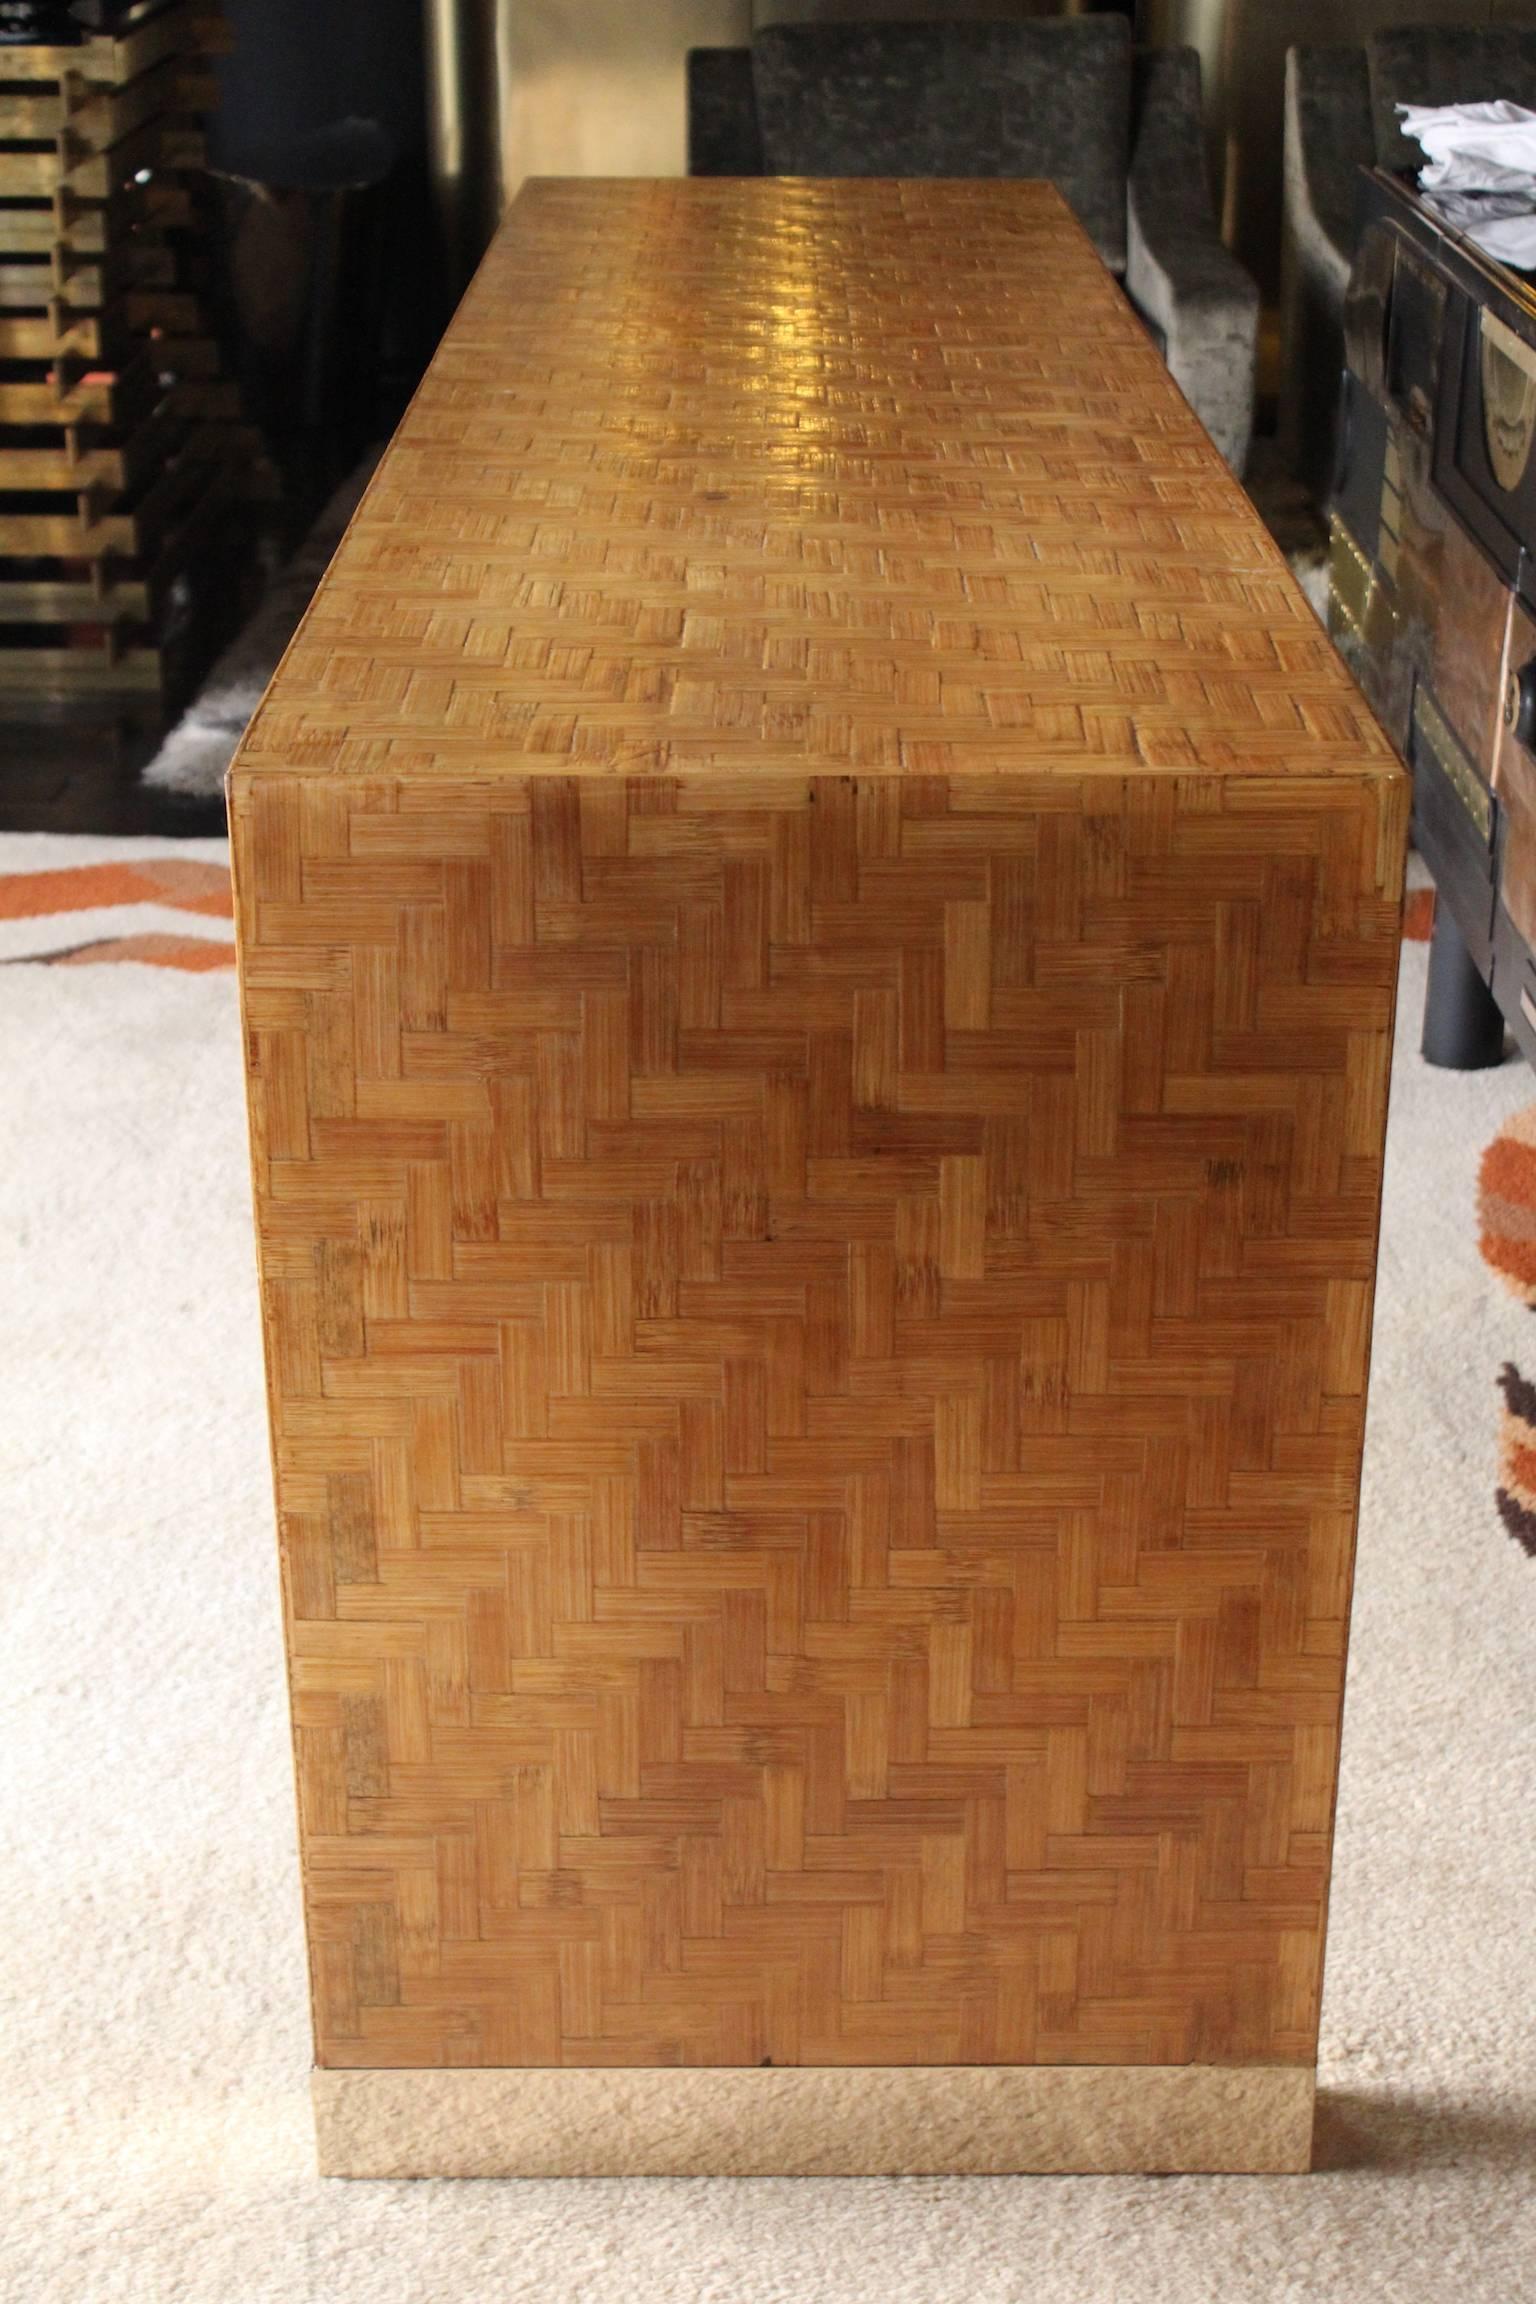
[1,834,1534,2304]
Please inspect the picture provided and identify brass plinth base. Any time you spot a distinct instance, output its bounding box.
[313,2063,1315,2178]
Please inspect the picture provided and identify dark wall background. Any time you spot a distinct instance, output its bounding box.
[205,0,441,507]
[210,0,428,180]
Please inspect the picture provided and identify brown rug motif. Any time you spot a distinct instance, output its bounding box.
[1480,1107,1536,1555]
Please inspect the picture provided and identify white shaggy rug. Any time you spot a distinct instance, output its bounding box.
[1,833,1534,2303]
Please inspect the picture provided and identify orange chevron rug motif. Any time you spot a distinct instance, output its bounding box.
[1479,1102,1536,1556]
[0,836,234,969]
[1495,1365,1536,1559]
[1403,883,1436,942]
[1478,1105,1536,1308]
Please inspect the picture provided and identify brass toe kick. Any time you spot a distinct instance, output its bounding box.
[312,2063,1315,2179]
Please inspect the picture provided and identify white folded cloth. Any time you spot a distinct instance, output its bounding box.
[1400,99,1536,191]
[1448,208,1536,268]
[1399,101,1536,267]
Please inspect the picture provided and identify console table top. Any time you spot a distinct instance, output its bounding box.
[233,177,1398,789]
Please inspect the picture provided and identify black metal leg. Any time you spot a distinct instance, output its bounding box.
[1422,903,1506,1069]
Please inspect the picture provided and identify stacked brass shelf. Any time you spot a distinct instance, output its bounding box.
[0,1,267,707]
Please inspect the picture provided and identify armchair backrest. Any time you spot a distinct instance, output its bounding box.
[748,18,1133,270]
[1368,26,1536,171]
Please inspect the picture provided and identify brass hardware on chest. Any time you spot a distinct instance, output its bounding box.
[1328,514,1397,649]
[1414,686,1493,839]
[1481,311,1536,495]
[1332,166,1536,1069]
[1505,659,1536,749]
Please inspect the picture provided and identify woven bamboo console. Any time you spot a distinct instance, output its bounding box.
[231,178,1406,2178]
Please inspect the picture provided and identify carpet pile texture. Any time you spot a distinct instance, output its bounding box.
[1,833,1533,2303]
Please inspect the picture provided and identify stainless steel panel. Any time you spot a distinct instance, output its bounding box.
[426,0,1115,286]
[426,0,752,281]
[754,2,1083,19]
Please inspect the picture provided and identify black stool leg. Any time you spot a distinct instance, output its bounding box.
[1422,903,1506,1069]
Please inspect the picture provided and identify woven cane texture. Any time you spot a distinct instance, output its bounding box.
[231,180,1407,2074]
[235,179,1395,789]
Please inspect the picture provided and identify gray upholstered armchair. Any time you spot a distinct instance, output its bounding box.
[688,17,1260,473]
[1283,25,1536,499]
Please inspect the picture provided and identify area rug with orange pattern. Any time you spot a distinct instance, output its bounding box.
[1477,1105,1536,1557]
[2,831,1533,2303]
[0,830,233,970]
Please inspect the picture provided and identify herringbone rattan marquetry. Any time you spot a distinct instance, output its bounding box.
[231,179,1406,2174]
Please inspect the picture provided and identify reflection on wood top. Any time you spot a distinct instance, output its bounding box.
[233,177,1396,788]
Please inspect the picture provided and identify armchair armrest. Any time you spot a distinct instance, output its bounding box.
[1280,45,1374,495]
[1284,45,1374,312]
[1126,45,1260,473]
[687,48,763,177]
